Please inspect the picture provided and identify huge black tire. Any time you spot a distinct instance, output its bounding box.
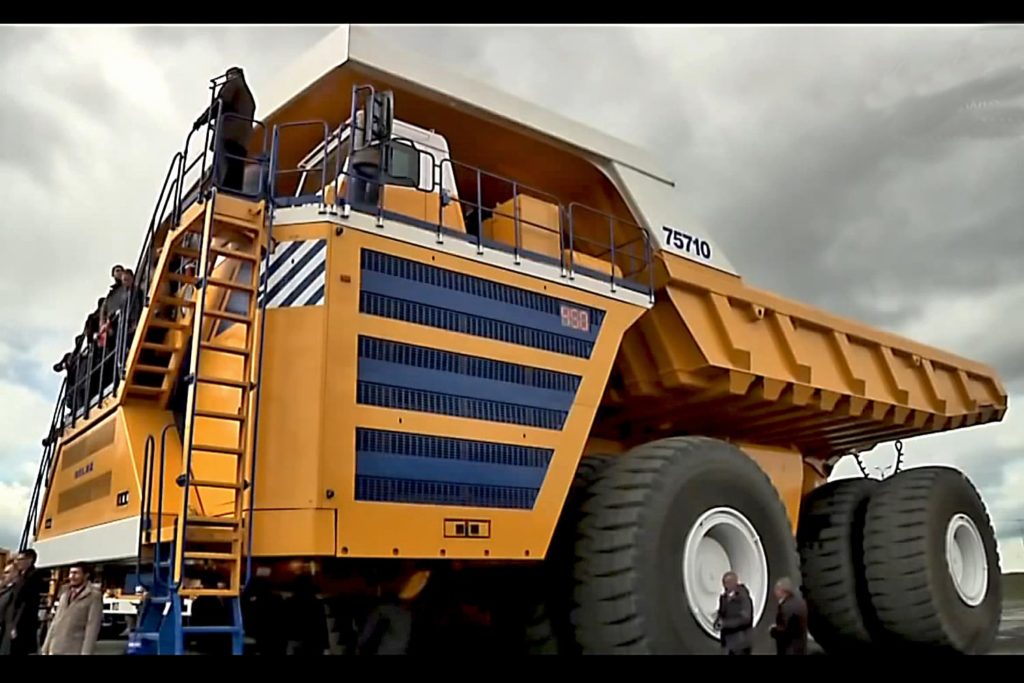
[544,453,616,654]
[797,477,881,652]
[571,437,800,654]
[863,466,1002,653]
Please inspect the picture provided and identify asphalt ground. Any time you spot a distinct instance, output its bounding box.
[89,600,1024,655]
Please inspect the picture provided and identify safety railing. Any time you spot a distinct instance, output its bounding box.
[267,103,654,298]
[136,424,176,591]
[21,378,67,550]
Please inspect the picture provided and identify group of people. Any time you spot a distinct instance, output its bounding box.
[53,264,144,408]
[716,570,809,655]
[1,551,104,656]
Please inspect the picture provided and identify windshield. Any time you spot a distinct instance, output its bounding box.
[293,121,458,200]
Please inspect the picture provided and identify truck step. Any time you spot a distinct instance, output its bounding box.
[184,551,237,561]
[167,273,199,285]
[181,623,243,633]
[196,375,250,390]
[210,246,259,263]
[195,408,246,422]
[199,341,250,356]
[141,342,177,353]
[171,247,202,260]
[203,309,252,325]
[205,277,256,293]
[135,364,172,375]
[155,295,196,308]
[187,479,242,490]
[186,516,240,528]
[150,319,191,331]
[191,443,244,456]
[127,386,164,396]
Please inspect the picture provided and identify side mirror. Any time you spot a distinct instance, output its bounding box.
[381,140,422,189]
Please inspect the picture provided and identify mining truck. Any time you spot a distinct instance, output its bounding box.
[22,25,1007,655]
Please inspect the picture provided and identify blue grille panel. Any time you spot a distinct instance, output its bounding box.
[357,383,567,430]
[359,337,580,393]
[356,337,578,429]
[356,476,538,509]
[356,428,553,467]
[362,250,605,324]
[354,429,553,509]
[359,249,605,358]
[360,292,594,358]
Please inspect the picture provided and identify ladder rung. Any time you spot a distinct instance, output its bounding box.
[199,341,250,357]
[172,247,202,259]
[205,277,256,293]
[214,215,262,233]
[196,375,250,390]
[168,273,199,285]
[184,551,237,561]
[191,443,244,456]
[134,364,172,375]
[128,386,163,396]
[186,516,239,528]
[195,409,246,422]
[141,342,177,353]
[179,590,240,600]
[156,295,196,308]
[187,479,242,490]
[204,309,251,324]
[210,246,259,263]
[150,319,190,330]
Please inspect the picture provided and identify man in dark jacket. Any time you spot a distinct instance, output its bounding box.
[715,571,754,655]
[8,549,50,655]
[770,577,808,655]
[0,561,18,655]
[193,66,256,193]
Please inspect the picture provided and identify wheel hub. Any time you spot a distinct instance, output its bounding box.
[945,513,988,607]
[682,507,768,638]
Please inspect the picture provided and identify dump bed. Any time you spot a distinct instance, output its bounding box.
[600,253,1007,459]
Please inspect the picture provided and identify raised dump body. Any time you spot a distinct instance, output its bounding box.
[23,25,1007,656]
[600,254,1007,458]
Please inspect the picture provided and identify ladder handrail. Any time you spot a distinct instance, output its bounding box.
[156,423,175,589]
[135,434,156,591]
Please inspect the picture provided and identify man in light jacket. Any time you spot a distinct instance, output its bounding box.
[41,562,102,655]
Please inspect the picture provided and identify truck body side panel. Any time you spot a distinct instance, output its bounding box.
[305,226,644,560]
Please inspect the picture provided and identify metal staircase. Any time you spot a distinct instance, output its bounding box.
[126,72,273,655]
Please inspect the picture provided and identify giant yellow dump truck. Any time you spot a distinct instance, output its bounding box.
[23,26,1007,655]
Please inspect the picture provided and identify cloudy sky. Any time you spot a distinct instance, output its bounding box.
[1,24,1022,571]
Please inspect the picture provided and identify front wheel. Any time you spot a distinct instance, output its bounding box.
[571,436,800,654]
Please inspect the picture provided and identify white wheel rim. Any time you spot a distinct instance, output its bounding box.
[945,513,988,607]
[682,507,769,638]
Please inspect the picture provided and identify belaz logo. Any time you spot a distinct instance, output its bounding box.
[74,462,94,479]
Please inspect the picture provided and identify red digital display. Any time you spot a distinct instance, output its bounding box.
[560,304,590,333]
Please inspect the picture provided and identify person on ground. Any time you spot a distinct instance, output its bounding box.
[41,562,103,655]
[715,570,754,655]
[770,577,808,655]
[7,549,49,655]
[0,561,19,655]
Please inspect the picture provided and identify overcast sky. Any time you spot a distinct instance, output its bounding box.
[1,24,1022,571]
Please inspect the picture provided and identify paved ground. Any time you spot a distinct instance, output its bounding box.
[92,601,1024,655]
[992,601,1024,655]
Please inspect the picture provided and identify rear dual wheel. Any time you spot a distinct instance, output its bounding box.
[798,466,1002,654]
